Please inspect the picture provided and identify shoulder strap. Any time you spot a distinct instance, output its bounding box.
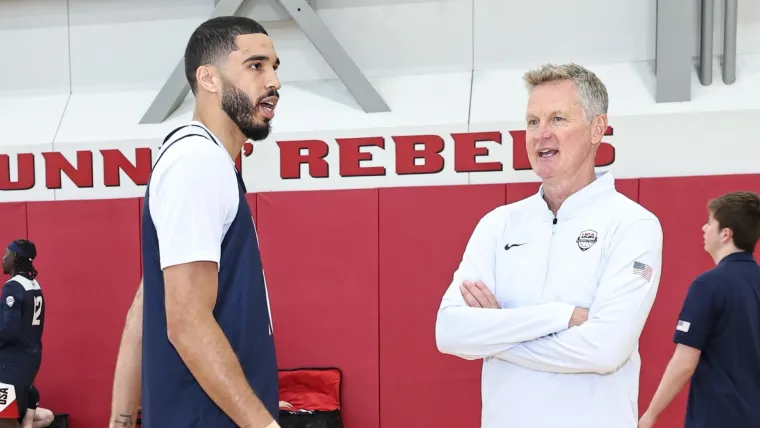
[162,124,217,146]
[153,123,224,172]
[150,124,244,191]
[152,133,210,172]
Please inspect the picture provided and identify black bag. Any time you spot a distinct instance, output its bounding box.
[50,413,69,428]
[278,367,344,428]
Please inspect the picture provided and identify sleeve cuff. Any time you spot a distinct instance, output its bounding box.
[550,302,576,331]
[160,251,221,271]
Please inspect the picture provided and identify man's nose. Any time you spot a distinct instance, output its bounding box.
[536,124,553,140]
[265,69,281,92]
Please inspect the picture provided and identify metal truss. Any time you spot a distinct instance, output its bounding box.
[140,0,389,124]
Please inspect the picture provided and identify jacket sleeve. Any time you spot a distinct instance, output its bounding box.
[493,217,663,373]
[0,282,25,341]
[435,207,577,360]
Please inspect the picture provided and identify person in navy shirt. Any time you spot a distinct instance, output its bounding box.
[640,191,760,428]
[109,16,282,428]
[0,240,44,426]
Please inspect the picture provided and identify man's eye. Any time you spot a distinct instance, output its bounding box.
[251,63,262,70]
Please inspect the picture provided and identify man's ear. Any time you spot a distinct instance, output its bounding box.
[590,113,608,146]
[195,65,220,93]
[721,227,734,244]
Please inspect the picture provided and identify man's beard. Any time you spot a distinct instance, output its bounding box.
[221,83,272,142]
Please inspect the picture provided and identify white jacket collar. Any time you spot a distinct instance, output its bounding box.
[534,171,616,221]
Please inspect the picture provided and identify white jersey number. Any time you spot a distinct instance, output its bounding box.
[32,296,43,326]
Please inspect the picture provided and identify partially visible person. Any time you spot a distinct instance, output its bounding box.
[0,240,44,427]
[640,191,760,428]
[19,385,54,428]
[435,63,663,428]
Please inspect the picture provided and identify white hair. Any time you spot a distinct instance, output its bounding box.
[523,63,608,122]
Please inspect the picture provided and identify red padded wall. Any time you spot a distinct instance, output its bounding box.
[378,184,506,428]
[27,198,142,427]
[637,174,760,427]
[0,203,27,246]
[256,189,380,428]
[246,193,258,224]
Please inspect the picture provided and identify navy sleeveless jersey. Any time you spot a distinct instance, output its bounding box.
[0,274,44,386]
[141,126,279,427]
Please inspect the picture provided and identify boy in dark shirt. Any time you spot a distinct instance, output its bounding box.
[640,191,760,428]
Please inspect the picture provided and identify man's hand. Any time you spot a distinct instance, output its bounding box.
[460,280,499,309]
[568,307,589,327]
[638,412,657,428]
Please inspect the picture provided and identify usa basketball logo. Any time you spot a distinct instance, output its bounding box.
[576,230,598,251]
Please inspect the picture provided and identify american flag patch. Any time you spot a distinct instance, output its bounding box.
[633,261,653,282]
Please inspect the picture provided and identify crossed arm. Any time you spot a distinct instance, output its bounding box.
[435,209,579,360]
[436,210,663,375]
[492,218,663,374]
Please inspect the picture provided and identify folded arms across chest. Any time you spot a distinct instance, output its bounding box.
[435,210,664,375]
[435,209,577,360]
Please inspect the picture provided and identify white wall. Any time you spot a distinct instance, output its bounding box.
[1,0,760,148]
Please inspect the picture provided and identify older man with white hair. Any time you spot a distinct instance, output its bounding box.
[435,63,663,428]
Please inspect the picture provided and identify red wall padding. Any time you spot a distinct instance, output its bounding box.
[0,203,27,246]
[256,189,380,428]
[378,184,506,428]
[26,198,142,426]
[0,174,757,427]
[245,193,258,224]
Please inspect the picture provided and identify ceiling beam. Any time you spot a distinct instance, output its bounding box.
[277,0,390,113]
[141,0,389,124]
[140,0,249,124]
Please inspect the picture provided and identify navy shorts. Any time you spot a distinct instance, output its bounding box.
[0,383,30,420]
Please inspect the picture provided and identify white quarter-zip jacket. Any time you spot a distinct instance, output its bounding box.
[435,171,663,428]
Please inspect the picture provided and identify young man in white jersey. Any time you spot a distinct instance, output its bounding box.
[435,63,664,428]
[109,16,281,428]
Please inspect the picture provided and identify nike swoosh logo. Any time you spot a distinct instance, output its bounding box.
[504,243,526,250]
